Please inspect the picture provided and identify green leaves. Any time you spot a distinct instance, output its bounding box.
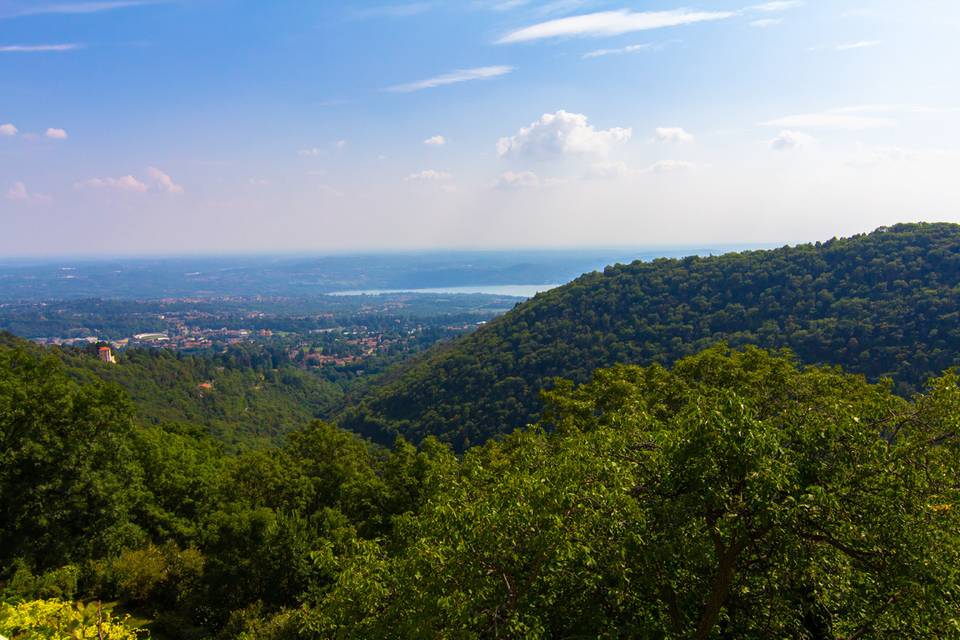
[310,347,960,638]
[0,347,146,570]
[4,335,959,638]
[0,599,146,639]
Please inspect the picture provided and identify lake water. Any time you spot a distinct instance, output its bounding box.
[329,284,561,298]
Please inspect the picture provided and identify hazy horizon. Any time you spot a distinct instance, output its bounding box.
[0,241,776,263]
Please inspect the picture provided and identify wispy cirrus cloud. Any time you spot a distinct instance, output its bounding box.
[582,42,658,59]
[760,104,955,133]
[386,65,513,92]
[749,18,782,28]
[497,9,734,44]
[0,1,168,18]
[748,1,803,12]
[835,40,881,51]
[809,40,882,52]
[0,43,83,52]
[830,104,959,115]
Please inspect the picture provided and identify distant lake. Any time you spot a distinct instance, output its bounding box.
[329,284,561,298]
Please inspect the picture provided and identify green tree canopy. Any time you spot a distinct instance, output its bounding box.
[343,223,960,449]
[312,347,960,638]
[0,347,145,570]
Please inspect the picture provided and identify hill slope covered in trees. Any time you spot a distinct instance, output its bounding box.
[4,343,958,638]
[0,334,343,448]
[341,223,960,448]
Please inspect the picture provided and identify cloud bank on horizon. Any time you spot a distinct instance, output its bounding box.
[1,0,959,255]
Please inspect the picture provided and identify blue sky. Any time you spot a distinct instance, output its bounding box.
[2,0,959,256]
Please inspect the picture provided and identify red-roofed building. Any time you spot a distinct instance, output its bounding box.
[98,346,117,364]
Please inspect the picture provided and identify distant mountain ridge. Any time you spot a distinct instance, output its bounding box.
[340,222,960,449]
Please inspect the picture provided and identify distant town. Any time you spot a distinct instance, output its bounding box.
[39,321,485,369]
[5,294,506,371]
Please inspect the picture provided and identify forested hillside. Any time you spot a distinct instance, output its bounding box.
[0,334,343,448]
[3,343,958,638]
[342,223,960,449]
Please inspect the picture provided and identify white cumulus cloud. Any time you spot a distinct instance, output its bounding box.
[497,110,632,158]
[769,130,814,150]
[75,167,183,194]
[424,135,446,146]
[77,175,149,192]
[146,166,184,193]
[5,181,52,203]
[495,170,540,189]
[654,127,694,143]
[497,9,734,44]
[45,127,68,139]
[386,66,513,92]
[0,123,17,136]
[5,181,29,200]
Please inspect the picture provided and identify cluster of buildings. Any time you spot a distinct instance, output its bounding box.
[293,333,393,368]
[31,326,275,353]
[125,327,275,350]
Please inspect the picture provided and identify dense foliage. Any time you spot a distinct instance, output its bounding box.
[0,599,146,639]
[0,339,445,637]
[312,347,960,638]
[0,334,343,448]
[341,223,960,448]
[2,339,958,638]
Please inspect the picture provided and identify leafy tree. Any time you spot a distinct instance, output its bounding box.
[0,347,145,570]
[0,599,147,639]
[309,347,960,638]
